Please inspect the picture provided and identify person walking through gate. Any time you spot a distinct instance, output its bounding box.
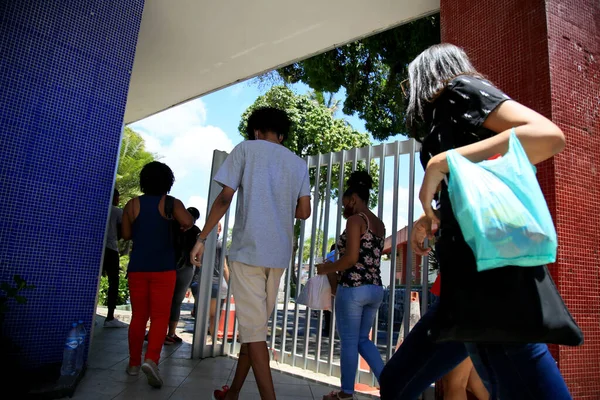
[191,107,311,400]
[317,171,385,400]
[378,43,573,400]
[102,188,128,328]
[122,161,194,388]
[166,207,201,344]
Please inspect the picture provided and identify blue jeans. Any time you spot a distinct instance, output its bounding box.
[336,284,384,394]
[379,300,572,400]
[379,301,468,399]
[466,343,572,399]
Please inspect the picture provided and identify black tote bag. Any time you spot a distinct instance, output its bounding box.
[430,232,583,346]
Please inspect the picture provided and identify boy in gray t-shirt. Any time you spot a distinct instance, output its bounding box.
[191,107,311,400]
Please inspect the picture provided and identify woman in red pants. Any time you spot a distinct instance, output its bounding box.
[121,161,193,388]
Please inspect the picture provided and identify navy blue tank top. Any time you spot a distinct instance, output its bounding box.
[128,195,175,273]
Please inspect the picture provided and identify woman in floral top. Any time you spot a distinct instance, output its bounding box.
[317,171,385,400]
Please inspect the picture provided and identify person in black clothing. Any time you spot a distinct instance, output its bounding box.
[379,43,570,400]
[166,207,201,344]
[102,188,127,328]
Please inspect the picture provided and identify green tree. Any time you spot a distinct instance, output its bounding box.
[239,86,379,285]
[239,86,379,205]
[261,15,440,140]
[116,127,156,206]
[302,231,336,263]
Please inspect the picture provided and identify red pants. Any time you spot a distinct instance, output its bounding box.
[128,271,176,365]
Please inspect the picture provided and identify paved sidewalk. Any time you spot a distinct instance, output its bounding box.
[65,314,375,399]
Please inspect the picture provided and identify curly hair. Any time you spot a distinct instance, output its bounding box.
[139,161,175,195]
[246,107,291,141]
[343,170,373,203]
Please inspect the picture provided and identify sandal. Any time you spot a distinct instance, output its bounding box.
[165,334,183,345]
[322,391,354,400]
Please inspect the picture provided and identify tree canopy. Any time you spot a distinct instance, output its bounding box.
[239,85,379,206]
[239,85,372,157]
[261,15,440,140]
[116,127,155,206]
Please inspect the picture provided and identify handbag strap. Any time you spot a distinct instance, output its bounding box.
[164,195,175,219]
[357,212,370,239]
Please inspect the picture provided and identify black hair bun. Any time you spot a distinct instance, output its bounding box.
[347,170,373,190]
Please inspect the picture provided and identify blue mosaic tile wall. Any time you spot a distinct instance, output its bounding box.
[0,0,144,368]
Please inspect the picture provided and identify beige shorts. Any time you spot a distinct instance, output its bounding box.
[229,261,285,343]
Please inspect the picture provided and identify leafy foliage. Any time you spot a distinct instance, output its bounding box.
[116,127,156,207]
[270,15,440,140]
[239,86,371,157]
[239,86,379,205]
[302,230,336,263]
[97,256,130,306]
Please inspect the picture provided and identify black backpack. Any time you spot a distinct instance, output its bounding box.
[164,195,187,269]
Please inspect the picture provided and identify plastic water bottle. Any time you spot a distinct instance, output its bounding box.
[60,323,79,376]
[75,320,87,371]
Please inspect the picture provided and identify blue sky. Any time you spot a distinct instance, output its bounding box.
[129,79,424,239]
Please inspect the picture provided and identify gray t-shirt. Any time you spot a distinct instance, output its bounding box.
[106,206,123,252]
[214,140,310,269]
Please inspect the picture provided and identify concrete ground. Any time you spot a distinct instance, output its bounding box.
[66,310,377,400]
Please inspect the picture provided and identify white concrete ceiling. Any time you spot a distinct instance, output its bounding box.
[124,0,440,124]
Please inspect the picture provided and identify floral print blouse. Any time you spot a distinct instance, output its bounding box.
[336,213,384,288]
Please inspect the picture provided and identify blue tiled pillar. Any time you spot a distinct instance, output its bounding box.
[0,1,144,369]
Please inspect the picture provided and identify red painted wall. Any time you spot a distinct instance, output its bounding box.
[441,0,600,397]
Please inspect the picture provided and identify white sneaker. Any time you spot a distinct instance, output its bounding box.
[126,365,140,376]
[104,318,128,328]
[141,359,163,388]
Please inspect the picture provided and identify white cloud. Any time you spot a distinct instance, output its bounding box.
[142,125,234,181]
[130,98,235,184]
[378,185,423,235]
[133,99,207,138]
[187,195,237,232]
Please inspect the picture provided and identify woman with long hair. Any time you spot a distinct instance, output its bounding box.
[379,44,572,399]
[317,171,386,400]
[121,161,193,388]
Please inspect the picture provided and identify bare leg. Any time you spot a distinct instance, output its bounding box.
[208,298,218,336]
[442,358,473,400]
[224,343,252,400]
[467,363,490,400]
[167,320,178,337]
[248,341,275,400]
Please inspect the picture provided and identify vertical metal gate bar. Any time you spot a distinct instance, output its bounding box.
[213,208,231,357]
[386,141,401,361]
[280,258,292,360]
[403,139,417,340]
[291,217,307,367]
[328,150,346,376]
[371,143,386,386]
[192,150,228,359]
[304,154,321,370]
[291,156,310,367]
[315,152,333,374]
